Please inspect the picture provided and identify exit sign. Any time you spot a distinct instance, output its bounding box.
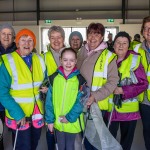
[107,19,114,22]
[45,20,52,23]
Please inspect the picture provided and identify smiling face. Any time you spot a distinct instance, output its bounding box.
[49,31,64,52]
[114,37,129,59]
[143,22,150,43]
[60,50,77,76]
[18,35,34,56]
[0,28,14,49]
[70,35,81,52]
[87,31,103,50]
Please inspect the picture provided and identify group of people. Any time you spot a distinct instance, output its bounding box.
[0,16,150,150]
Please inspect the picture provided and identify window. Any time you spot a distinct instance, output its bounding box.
[41,27,87,52]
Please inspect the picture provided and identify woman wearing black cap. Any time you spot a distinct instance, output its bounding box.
[108,31,148,150]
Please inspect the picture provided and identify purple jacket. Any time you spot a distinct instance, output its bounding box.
[110,50,148,121]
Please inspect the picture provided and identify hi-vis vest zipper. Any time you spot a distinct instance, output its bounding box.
[44,50,58,76]
[53,74,84,133]
[109,53,141,113]
[134,44,150,102]
[91,49,116,110]
[2,52,46,119]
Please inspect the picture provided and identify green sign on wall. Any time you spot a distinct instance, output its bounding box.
[107,19,114,22]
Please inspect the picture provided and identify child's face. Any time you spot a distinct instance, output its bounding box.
[60,51,77,75]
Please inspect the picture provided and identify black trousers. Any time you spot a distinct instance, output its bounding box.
[140,104,150,150]
[109,120,137,150]
[0,111,5,150]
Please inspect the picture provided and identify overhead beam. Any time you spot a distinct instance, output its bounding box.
[36,0,40,25]
[0,8,149,14]
[122,0,126,24]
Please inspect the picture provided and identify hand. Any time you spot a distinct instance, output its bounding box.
[114,87,124,95]
[39,86,48,93]
[86,95,95,106]
[17,117,26,127]
[59,116,68,123]
[48,124,54,133]
[113,94,122,109]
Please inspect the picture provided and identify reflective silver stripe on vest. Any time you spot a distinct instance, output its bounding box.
[11,81,42,90]
[147,71,150,76]
[7,54,18,87]
[36,54,46,73]
[123,98,138,103]
[109,98,137,104]
[147,71,150,89]
[134,43,141,53]
[7,54,43,90]
[92,86,102,91]
[14,94,40,103]
[103,51,112,79]
[131,55,138,69]
[92,51,113,91]
[32,114,43,120]
[93,72,103,77]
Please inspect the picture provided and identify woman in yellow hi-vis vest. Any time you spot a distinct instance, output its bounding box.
[133,16,150,150]
[108,32,148,150]
[43,26,66,77]
[77,22,119,150]
[0,29,46,150]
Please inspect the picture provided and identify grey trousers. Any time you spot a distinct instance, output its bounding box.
[55,129,77,150]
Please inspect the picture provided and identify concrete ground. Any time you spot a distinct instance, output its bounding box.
[3,119,146,150]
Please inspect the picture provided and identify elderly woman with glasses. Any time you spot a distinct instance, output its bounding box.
[0,29,46,150]
[132,16,150,150]
[108,31,148,150]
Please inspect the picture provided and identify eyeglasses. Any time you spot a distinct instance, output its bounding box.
[115,41,129,47]
[20,39,33,44]
[1,32,12,37]
[143,27,150,32]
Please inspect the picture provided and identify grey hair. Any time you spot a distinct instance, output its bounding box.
[0,23,15,38]
[48,25,65,39]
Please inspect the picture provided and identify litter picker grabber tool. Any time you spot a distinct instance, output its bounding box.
[13,123,21,150]
[54,129,58,150]
[108,72,122,129]
[81,107,91,145]
[107,103,114,129]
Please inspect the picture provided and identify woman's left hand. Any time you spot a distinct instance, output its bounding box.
[114,87,124,95]
[59,116,68,123]
[39,86,48,93]
[86,95,95,106]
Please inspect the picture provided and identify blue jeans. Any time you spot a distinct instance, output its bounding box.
[12,125,42,150]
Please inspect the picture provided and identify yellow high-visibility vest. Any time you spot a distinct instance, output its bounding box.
[2,52,46,119]
[109,53,141,113]
[44,51,58,76]
[53,74,84,133]
[134,44,150,102]
[92,49,116,110]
